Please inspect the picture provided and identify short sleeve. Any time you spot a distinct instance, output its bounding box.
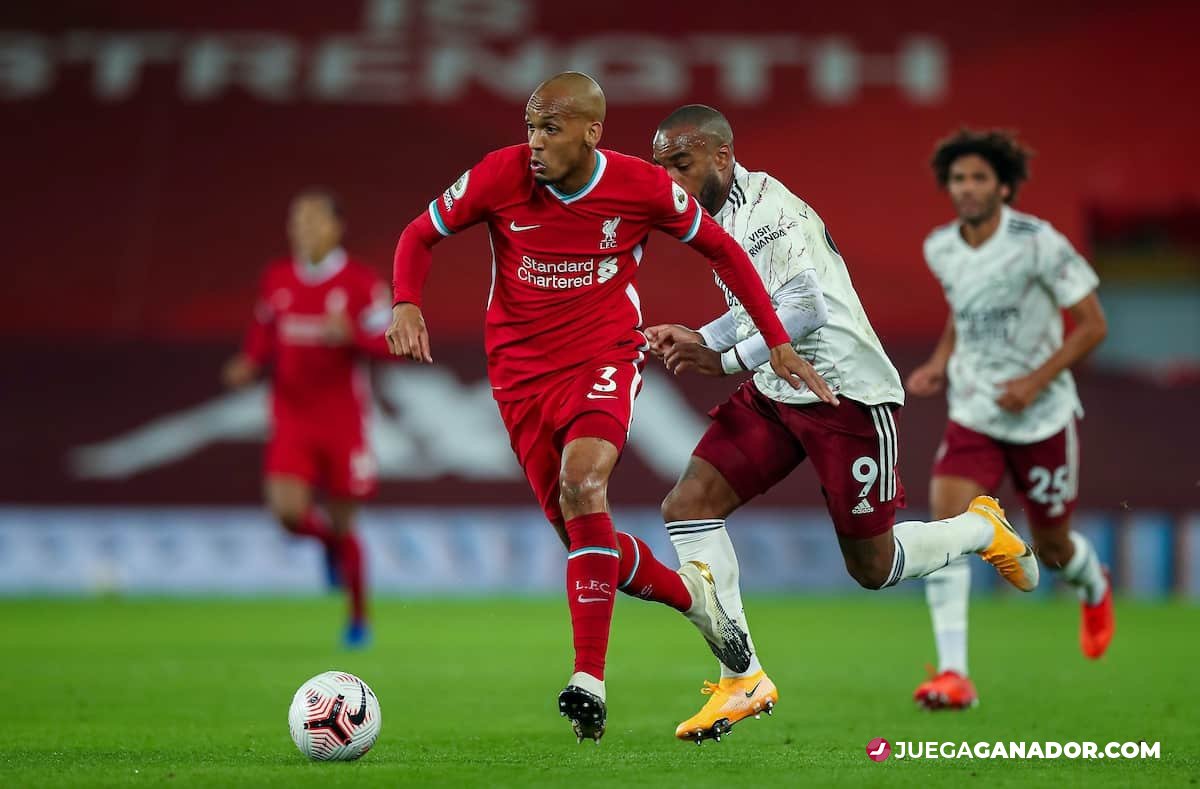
[648,168,705,243]
[922,230,947,278]
[427,149,510,236]
[1036,226,1099,308]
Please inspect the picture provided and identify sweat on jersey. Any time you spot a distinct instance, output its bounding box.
[392,145,790,401]
[923,205,1100,444]
[699,162,905,408]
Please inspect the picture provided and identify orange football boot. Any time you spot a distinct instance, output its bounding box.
[675,671,778,744]
[971,496,1039,592]
[1081,568,1115,659]
[913,666,979,710]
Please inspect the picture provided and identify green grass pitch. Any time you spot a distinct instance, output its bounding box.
[2,595,1197,787]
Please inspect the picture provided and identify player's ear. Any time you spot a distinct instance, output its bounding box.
[715,143,732,172]
[999,182,1012,203]
[586,120,603,148]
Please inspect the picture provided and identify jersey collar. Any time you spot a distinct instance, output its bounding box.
[955,205,1010,254]
[546,150,607,204]
[293,246,347,284]
[715,162,750,220]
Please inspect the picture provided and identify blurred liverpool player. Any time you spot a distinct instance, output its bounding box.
[909,129,1112,710]
[646,106,1041,742]
[388,72,833,743]
[223,189,391,649]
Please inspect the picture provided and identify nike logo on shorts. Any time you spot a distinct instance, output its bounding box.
[509,221,540,232]
[586,393,617,400]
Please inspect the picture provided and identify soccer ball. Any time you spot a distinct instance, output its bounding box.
[288,671,382,761]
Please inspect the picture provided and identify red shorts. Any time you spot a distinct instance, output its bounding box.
[265,426,377,500]
[496,357,644,525]
[932,419,1080,527]
[693,382,905,540]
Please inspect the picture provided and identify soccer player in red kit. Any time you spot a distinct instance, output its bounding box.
[387,72,835,743]
[223,189,392,649]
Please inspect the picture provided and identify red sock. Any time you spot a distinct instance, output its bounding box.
[616,531,692,611]
[337,530,366,624]
[290,508,336,549]
[565,512,620,680]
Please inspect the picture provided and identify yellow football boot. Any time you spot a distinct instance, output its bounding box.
[674,670,778,744]
[971,495,1039,592]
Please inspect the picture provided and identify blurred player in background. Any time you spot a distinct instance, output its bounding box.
[387,73,833,743]
[222,189,392,649]
[646,106,1041,743]
[908,129,1112,710]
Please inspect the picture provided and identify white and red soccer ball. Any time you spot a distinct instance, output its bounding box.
[288,671,382,761]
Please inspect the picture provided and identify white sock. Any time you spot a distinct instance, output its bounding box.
[666,519,763,678]
[923,556,970,675]
[886,512,993,586]
[567,671,605,702]
[1058,531,1107,606]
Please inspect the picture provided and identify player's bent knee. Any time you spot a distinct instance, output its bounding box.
[558,470,609,514]
[660,478,729,522]
[1033,536,1073,569]
[275,508,307,532]
[661,485,703,523]
[843,557,890,590]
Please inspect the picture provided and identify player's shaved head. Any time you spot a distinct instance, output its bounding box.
[656,104,733,150]
[652,105,736,216]
[525,72,605,190]
[528,71,606,122]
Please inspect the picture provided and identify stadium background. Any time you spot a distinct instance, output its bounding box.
[2,0,1198,598]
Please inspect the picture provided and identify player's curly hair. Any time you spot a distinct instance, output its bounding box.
[930,128,1033,204]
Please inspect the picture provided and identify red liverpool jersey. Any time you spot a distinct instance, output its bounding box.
[243,249,392,430]
[393,144,789,401]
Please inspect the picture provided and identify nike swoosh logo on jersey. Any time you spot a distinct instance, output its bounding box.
[745,680,762,698]
[509,221,540,232]
[586,393,617,400]
[577,595,610,604]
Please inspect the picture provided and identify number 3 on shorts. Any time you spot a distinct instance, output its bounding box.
[593,366,618,393]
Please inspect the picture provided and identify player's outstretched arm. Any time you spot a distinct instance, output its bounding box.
[645,324,703,358]
[996,292,1107,413]
[388,210,445,363]
[221,353,260,388]
[386,303,432,363]
[224,271,276,387]
[688,217,837,403]
[768,345,838,404]
[907,315,956,397]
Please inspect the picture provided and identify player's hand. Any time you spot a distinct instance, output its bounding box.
[769,344,839,405]
[386,303,433,363]
[906,362,946,397]
[321,310,354,345]
[644,324,702,358]
[663,341,723,377]
[996,374,1042,413]
[221,354,259,389]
